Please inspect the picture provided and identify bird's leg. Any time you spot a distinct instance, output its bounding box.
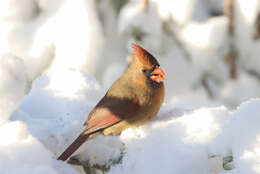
[68,144,126,174]
[223,155,234,170]
[208,152,234,171]
[68,157,109,173]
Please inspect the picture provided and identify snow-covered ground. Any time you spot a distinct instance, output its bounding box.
[1,0,260,174]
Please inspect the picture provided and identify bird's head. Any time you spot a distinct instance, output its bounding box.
[131,43,165,87]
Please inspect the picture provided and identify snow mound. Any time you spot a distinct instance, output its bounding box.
[0,121,79,174]
[210,99,260,174]
[108,106,230,174]
[108,99,260,174]
[11,69,104,157]
[0,58,106,174]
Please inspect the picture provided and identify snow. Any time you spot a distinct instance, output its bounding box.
[219,73,260,107]
[0,0,38,22]
[4,0,104,80]
[233,0,260,75]
[11,69,104,155]
[0,54,81,174]
[0,53,30,125]
[1,0,260,174]
[151,0,194,25]
[44,0,104,75]
[118,0,163,53]
[108,106,230,174]
[0,121,79,174]
[209,99,260,174]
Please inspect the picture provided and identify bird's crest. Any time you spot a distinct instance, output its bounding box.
[131,43,159,66]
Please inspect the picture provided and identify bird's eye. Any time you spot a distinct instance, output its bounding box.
[142,69,147,73]
[153,65,158,70]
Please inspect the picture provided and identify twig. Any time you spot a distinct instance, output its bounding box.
[141,0,149,12]
[224,0,238,79]
[247,69,260,81]
[201,73,214,98]
[253,12,260,39]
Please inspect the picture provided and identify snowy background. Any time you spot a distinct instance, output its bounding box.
[1,0,260,173]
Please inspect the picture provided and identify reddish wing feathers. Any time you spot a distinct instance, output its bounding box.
[84,96,140,134]
[57,97,140,161]
[85,108,122,133]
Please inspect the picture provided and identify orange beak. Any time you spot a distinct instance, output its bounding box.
[150,67,166,82]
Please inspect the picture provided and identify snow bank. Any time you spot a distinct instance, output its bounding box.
[10,69,258,174]
[107,99,260,174]
[0,1,106,173]
[6,72,260,174]
[11,69,104,156]
[0,55,82,174]
[0,121,79,174]
[3,0,104,80]
[108,105,231,174]
[210,99,260,174]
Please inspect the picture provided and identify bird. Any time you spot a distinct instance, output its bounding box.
[57,43,165,161]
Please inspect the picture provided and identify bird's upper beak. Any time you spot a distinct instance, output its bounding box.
[150,67,165,82]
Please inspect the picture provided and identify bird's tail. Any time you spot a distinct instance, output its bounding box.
[57,133,89,161]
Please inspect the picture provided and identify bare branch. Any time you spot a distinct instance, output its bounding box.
[224,0,238,79]
[141,0,149,12]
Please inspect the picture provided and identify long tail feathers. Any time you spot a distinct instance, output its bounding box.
[57,133,89,161]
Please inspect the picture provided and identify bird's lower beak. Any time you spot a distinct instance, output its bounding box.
[150,67,165,82]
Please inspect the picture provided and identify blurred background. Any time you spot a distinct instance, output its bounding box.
[1,0,260,109]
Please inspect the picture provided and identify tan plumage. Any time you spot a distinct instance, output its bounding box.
[57,43,165,161]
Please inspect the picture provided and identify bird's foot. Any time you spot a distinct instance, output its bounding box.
[67,148,125,174]
[208,153,234,171]
[68,156,108,174]
[223,155,234,170]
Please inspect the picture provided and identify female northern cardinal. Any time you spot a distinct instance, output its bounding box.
[57,43,165,161]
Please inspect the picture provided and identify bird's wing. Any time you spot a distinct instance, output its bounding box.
[57,97,139,161]
[84,96,140,134]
